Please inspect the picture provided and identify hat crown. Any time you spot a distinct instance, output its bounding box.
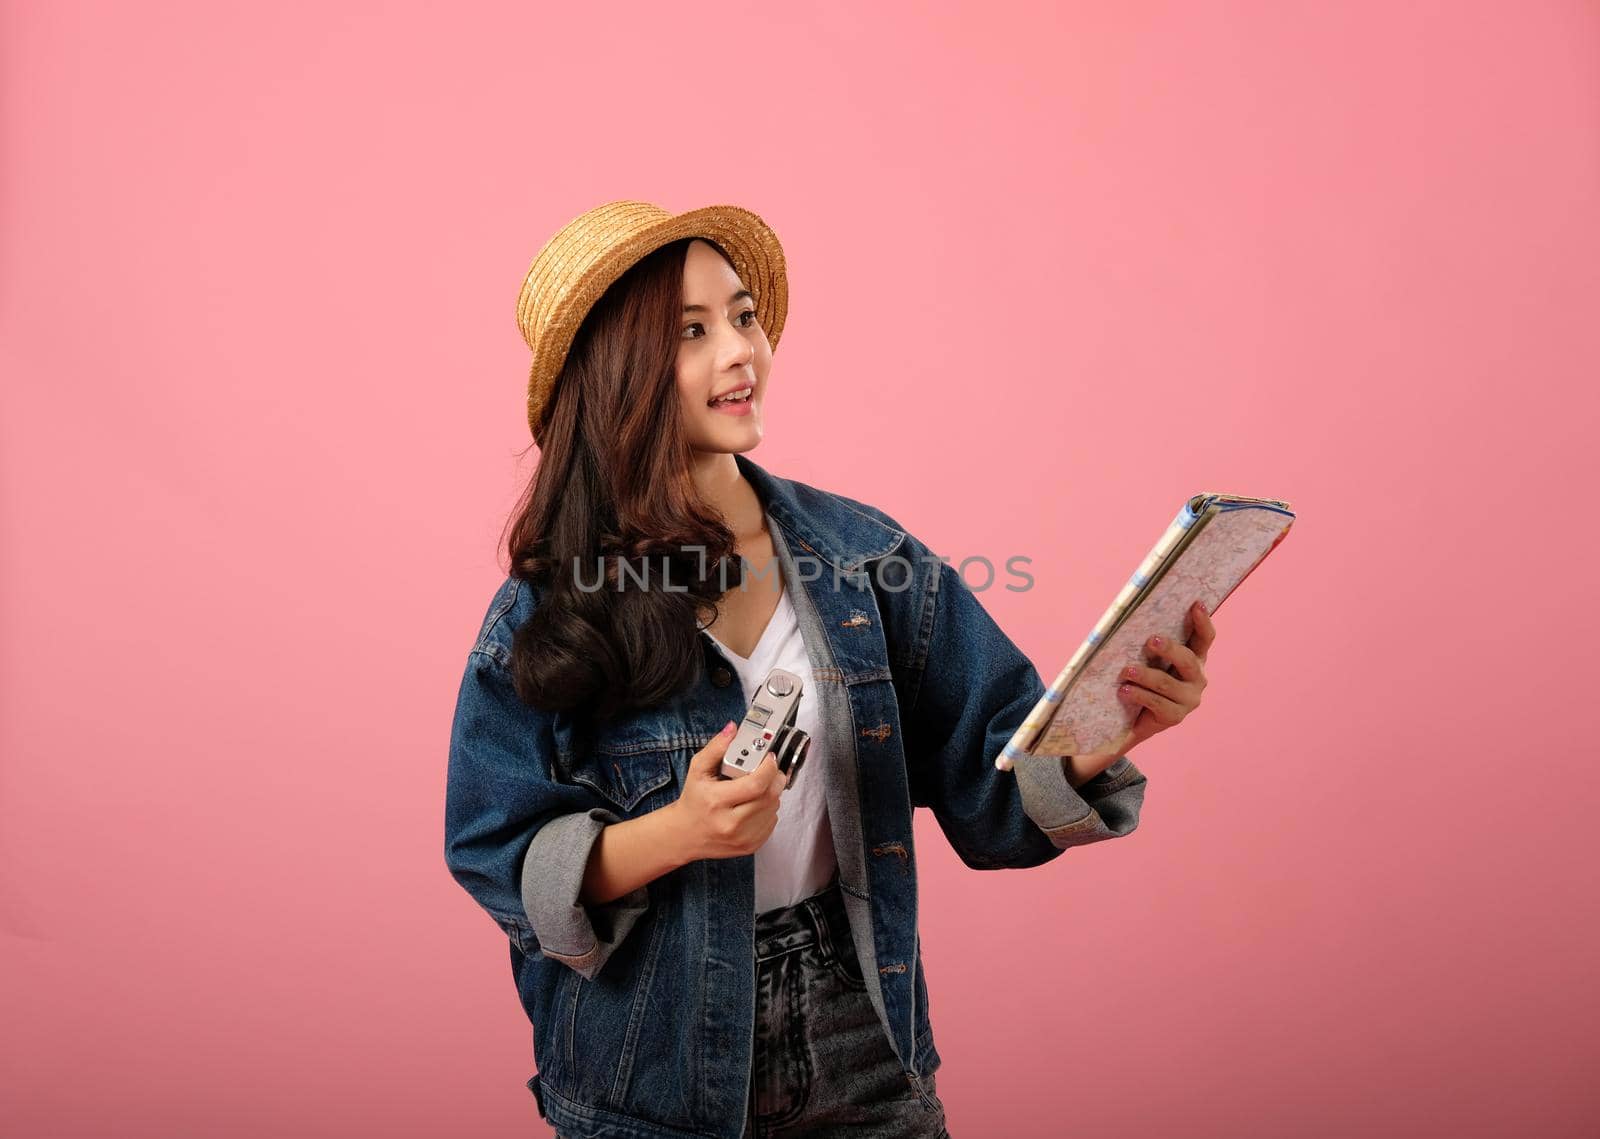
[515,201,673,352]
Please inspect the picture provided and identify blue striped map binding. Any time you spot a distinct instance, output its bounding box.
[996,492,1295,770]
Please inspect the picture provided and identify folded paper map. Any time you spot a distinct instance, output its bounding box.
[996,493,1296,770]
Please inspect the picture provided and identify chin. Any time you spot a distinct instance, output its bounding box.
[693,425,763,453]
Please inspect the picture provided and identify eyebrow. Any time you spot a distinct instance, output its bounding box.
[683,288,754,315]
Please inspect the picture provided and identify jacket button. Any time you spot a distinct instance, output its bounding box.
[711,666,734,688]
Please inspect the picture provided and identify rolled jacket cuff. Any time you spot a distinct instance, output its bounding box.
[1015,754,1147,849]
[521,808,651,981]
[1079,754,1142,797]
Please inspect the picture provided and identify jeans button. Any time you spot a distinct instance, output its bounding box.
[712,666,734,688]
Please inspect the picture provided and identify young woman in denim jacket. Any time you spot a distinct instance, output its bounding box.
[445,203,1216,1139]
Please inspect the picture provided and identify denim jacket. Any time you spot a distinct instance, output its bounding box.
[444,452,1148,1138]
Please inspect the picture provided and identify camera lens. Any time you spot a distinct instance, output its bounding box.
[775,728,811,786]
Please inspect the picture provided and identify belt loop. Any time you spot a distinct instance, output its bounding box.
[799,894,833,965]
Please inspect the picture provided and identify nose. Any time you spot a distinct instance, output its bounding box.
[718,324,756,369]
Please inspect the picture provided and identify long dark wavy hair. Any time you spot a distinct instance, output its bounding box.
[500,237,748,724]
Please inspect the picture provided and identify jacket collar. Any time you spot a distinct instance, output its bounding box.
[734,452,905,575]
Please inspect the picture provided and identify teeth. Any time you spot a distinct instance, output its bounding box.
[711,389,751,405]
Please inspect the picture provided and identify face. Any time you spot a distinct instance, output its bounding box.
[675,239,773,453]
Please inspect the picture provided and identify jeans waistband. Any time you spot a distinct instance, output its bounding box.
[753,873,852,962]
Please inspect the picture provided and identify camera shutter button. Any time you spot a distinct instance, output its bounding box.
[766,674,794,697]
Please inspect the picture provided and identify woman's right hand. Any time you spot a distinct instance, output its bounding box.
[667,720,789,862]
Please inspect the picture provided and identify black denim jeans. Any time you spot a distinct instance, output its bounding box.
[742,875,949,1139]
[552,875,950,1139]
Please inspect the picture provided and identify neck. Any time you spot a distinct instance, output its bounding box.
[688,450,767,541]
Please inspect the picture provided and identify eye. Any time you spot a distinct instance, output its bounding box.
[683,310,758,340]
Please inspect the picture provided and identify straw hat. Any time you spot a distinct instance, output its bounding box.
[514,201,790,442]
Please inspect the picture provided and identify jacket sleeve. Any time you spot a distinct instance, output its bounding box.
[902,556,1149,870]
[444,647,649,981]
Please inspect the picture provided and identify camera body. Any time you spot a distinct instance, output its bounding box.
[720,667,811,789]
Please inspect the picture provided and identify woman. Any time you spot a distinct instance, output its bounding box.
[445,202,1214,1139]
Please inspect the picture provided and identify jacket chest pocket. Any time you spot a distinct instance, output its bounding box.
[551,711,687,816]
[564,749,674,814]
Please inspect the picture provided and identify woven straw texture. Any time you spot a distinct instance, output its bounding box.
[515,201,789,441]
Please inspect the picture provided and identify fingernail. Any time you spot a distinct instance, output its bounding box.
[1151,636,1163,648]
[721,721,737,736]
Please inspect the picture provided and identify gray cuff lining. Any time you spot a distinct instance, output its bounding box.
[522,808,651,980]
[1015,754,1146,850]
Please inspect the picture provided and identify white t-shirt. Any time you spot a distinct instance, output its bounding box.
[701,585,838,914]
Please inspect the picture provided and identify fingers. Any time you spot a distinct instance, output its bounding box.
[720,753,785,805]
[1127,629,1197,691]
[727,755,786,819]
[1120,661,1184,701]
[754,752,788,793]
[1186,600,1217,662]
[1140,627,1206,686]
[689,722,739,776]
[761,755,787,793]
[1117,680,1187,725]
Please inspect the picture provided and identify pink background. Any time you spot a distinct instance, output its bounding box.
[3,2,1596,1136]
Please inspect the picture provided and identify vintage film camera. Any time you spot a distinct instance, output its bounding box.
[719,667,811,789]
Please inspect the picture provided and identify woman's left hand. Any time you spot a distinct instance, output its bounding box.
[1116,599,1215,755]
